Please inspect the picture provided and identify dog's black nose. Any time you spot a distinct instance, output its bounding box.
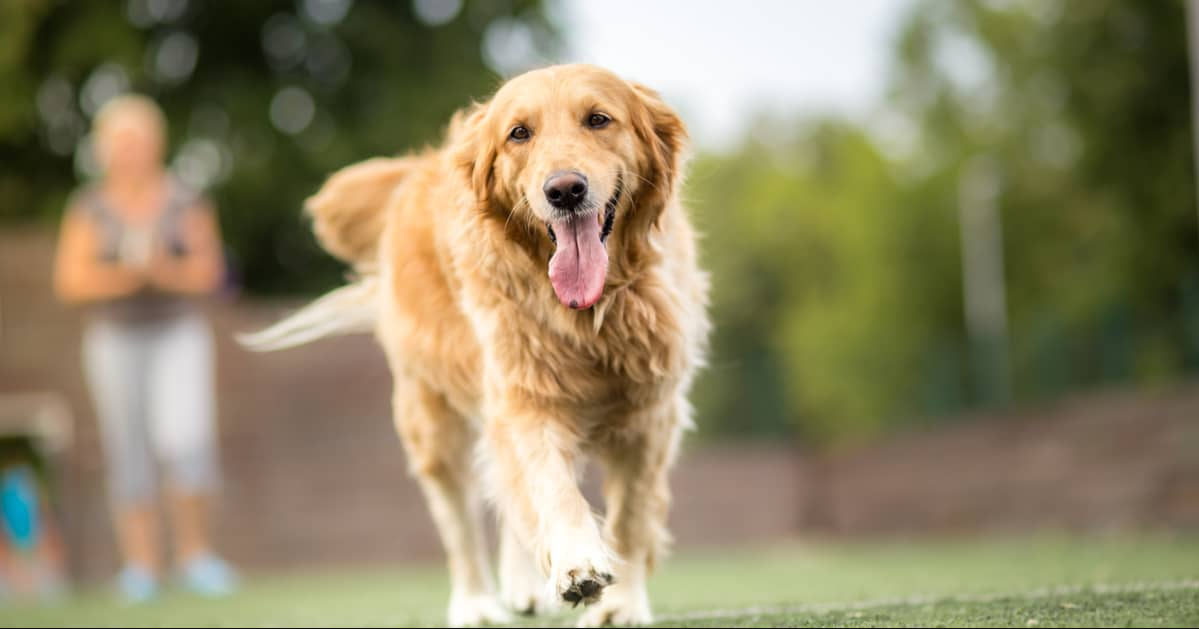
[543,170,589,211]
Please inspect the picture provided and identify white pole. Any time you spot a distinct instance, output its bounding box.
[959,154,1010,404]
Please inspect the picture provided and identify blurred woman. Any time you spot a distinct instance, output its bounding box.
[52,95,236,602]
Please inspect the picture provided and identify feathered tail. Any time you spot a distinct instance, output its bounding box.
[237,276,379,351]
[238,156,411,352]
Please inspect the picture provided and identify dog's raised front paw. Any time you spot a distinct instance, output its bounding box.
[549,550,615,608]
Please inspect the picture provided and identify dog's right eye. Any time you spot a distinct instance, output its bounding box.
[587,112,611,129]
[509,126,531,142]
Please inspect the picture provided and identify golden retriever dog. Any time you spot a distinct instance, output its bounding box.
[245,64,709,627]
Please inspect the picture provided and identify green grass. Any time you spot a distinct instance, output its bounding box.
[4,535,1198,627]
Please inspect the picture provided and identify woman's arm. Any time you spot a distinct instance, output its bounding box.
[52,208,146,304]
[147,202,225,296]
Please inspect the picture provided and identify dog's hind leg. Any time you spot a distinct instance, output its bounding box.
[393,378,509,627]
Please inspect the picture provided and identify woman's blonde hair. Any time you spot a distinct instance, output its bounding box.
[92,93,167,154]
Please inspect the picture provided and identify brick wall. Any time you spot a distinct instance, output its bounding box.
[802,385,1199,536]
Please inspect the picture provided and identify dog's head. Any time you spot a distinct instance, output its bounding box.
[455,64,687,310]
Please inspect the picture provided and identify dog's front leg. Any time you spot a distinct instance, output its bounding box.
[484,410,614,608]
[578,403,683,627]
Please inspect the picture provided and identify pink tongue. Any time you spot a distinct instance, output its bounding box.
[548,215,608,309]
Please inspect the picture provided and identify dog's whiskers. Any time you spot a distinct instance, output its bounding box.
[506,195,531,233]
[626,170,665,196]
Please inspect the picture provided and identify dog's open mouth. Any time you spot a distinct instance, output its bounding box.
[546,179,622,310]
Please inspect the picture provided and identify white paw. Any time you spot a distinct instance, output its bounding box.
[548,546,615,608]
[574,582,652,627]
[447,592,512,627]
[501,555,555,616]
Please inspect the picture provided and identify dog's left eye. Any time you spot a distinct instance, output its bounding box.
[509,125,531,142]
[587,113,611,129]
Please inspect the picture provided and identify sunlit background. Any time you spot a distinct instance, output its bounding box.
[1,0,1198,621]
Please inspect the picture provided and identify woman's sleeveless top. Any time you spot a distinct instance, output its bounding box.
[76,179,199,324]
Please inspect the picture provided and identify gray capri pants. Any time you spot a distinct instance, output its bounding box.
[82,313,220,503]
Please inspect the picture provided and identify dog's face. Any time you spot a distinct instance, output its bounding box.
[457,65,686,310]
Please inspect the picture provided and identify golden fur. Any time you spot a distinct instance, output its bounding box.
[253,64,709,627]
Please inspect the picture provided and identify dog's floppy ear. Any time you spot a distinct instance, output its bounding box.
[629,82,688,217]
[451,101,497,210]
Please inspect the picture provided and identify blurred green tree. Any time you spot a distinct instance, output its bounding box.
[887,0,1198,399]
[689,0,1199,442]
[0,0,557,294]
[688,119,967,442]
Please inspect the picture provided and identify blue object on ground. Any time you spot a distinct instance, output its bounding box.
[0,467,39,552]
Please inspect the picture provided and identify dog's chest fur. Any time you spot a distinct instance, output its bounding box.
[478,274,690,414]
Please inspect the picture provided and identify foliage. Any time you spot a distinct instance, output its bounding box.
[689,0,1199,441]
[0,0,557,294]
